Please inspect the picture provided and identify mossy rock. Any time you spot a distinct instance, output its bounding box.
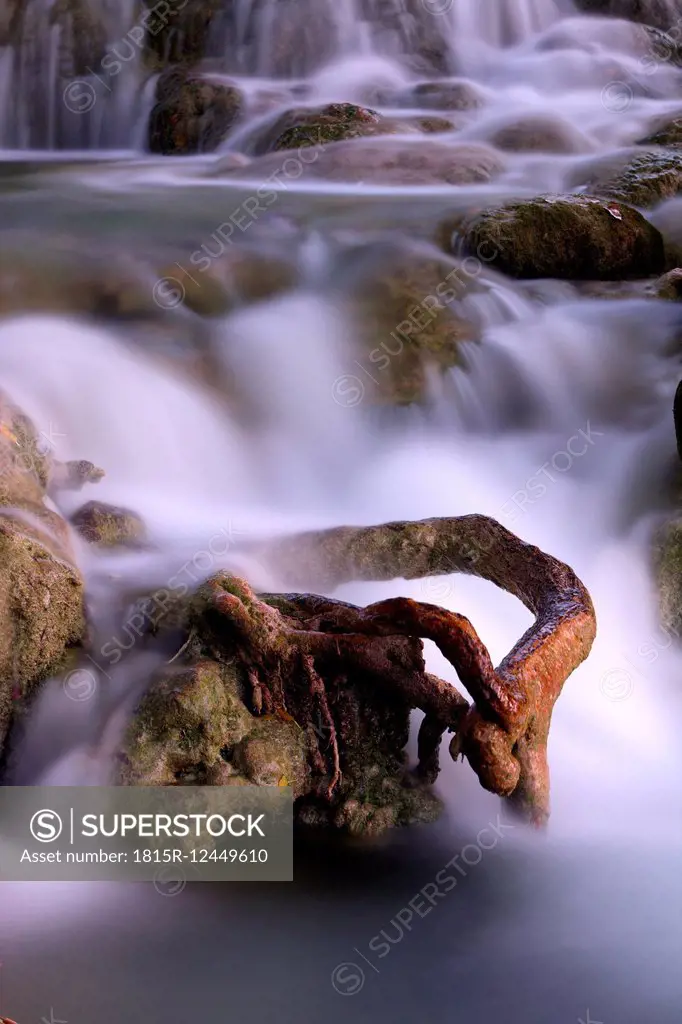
[653,517,682,636]
[71,501,146,548]
[593,151,682,208]
[253,103,386,156]
[117,659,256,785]
[222,138,504,186]
[462,194,665,280]
[233,717,310,797]
[148,69,243,155]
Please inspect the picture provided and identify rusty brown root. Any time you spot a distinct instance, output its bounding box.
[243,514,598,826]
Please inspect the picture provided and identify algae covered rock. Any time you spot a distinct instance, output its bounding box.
[148,68,243,155]
[0,391,91,754]
[462,194,665,280]
[252,103,384,155]
[71,501,146,548]
[117,659,256,786]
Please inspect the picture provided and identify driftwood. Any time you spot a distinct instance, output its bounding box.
[202,514,596,826]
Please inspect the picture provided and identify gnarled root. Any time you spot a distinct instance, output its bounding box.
[249,515,597,826]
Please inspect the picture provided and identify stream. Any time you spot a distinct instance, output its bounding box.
[0,1,681,1021]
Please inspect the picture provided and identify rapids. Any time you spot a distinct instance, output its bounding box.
[0,1,681,1022]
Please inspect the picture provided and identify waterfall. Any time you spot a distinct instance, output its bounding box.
[0,0,143,150]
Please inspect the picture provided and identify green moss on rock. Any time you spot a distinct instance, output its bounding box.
[117,659,255,785]
[462,194,665,280]
[71,501,146,548]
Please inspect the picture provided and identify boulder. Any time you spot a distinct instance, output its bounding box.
[221,137,505,186]
[71,501,146,548]
[148,68,243,155]
[252,103,386,155]
[0,392,101,755]
[461,194,665,279]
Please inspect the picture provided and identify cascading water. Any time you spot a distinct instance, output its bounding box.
[0,1,681,1022]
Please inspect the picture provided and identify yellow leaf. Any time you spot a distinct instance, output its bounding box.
[278,776,289,787]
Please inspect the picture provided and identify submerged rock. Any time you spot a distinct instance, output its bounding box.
[148,68,244,155]
[336,241,480,405]
[381,79,487,112]
[221,137,504,186]
[461,194,665,280]
[488,115,593,154]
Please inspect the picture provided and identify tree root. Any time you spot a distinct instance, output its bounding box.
[241,514,598,826]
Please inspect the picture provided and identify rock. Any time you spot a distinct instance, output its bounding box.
[143,0,222,69]
[638,112,682,148]
[461,194,665,280]
[654,517,682,637]
[156,249,298,317]
[148,68,244,155]
[252,103,384,155]
[655,267,682,298]
[0,392,93,755]
[233,717,310,796]
[573,1,682,31]
[117,572,444,834]
[590,151,682,208]
[71,501,146,548]
[381,79,487,112]
[117,659,257,786]
[336,241,480,405]
[488,115,593,154]
[222,138,505,186]
[0,236,171,321]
